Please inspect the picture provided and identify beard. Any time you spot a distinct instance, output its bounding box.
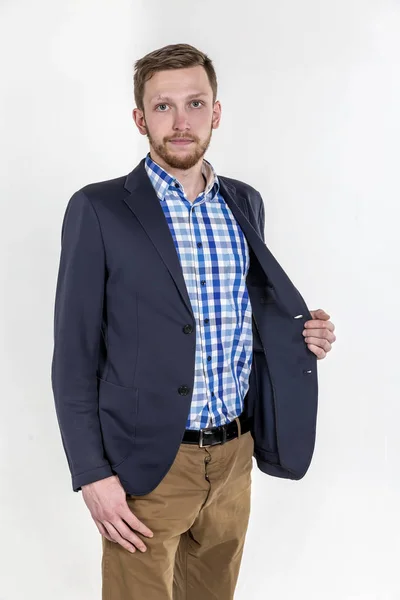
[145,123,213,170]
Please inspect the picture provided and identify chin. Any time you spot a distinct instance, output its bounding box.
[164,148,202,170]
[168,156,198,170]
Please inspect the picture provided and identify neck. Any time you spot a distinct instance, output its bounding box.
[149,151,206,203]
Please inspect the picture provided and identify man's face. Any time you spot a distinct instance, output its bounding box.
[133,65,221,170]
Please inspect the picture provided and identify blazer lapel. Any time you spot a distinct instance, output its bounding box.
[123,159,194,318]
[218,178,304,317]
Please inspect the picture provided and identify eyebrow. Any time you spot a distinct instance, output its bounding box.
[150,92,209,103]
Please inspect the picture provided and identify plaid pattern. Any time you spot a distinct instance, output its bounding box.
[144,152,253,430]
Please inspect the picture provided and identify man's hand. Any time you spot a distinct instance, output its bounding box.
[303,308,336,360]
[82,475,154,553]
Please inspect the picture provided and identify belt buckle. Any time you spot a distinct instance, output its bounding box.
[199,424,228,447]
[199,426,214,448]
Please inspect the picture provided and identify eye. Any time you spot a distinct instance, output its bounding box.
[155,100,204,112]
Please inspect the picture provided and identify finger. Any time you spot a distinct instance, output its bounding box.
[103,521,137,554]
[305,336,332,352]
[303,329,336,343]
[306,338,332,358]
[307,343,327,359]
[122,504,154,539]
[112,518,148,553]
[95,520,116,543]
[312,309,331,320]
[305,320,335,333]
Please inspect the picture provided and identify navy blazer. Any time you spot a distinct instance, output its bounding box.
[51,158,318,494]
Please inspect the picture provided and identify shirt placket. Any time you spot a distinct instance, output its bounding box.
[188,196,217,428]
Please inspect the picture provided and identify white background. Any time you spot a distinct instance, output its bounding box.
[0,1,399,598]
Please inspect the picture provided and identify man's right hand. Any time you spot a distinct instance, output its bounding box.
[82,475,154,553]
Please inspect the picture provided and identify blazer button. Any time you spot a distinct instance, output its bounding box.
[178,385,190,396]
[182,324,193,334]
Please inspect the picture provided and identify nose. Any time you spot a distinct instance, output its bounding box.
[173,110,190,131]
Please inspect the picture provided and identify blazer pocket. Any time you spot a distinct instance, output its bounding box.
[98,378,139,467]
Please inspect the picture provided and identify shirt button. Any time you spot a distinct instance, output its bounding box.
[197,242,202,247]
[201,280,206,285]
[204,318,209,324]
[207,356,211,361]
[174,182,179,188]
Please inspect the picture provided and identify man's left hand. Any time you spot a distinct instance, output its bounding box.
[303,309,336,360]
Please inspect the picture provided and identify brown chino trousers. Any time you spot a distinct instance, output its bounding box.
[101,421,254,599]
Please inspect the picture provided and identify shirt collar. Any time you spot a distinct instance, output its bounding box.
[144,151,220,202]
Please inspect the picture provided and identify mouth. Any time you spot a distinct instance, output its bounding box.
[169,139,194,146]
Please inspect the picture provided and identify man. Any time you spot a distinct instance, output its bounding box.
[51,43,336,599]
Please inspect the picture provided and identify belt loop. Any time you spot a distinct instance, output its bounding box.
[235,416,242,438]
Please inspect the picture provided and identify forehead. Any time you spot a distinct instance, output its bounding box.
[144,65,212,103]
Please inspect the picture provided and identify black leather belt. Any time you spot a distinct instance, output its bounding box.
[182,412,252,447]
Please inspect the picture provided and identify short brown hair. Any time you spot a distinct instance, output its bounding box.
[133,43,218,112]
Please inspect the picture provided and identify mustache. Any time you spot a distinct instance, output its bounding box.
[168,136,196,141]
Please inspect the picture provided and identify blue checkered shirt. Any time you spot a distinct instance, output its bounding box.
[144,152,253,430]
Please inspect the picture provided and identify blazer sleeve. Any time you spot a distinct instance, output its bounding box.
[51,190,113,492]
